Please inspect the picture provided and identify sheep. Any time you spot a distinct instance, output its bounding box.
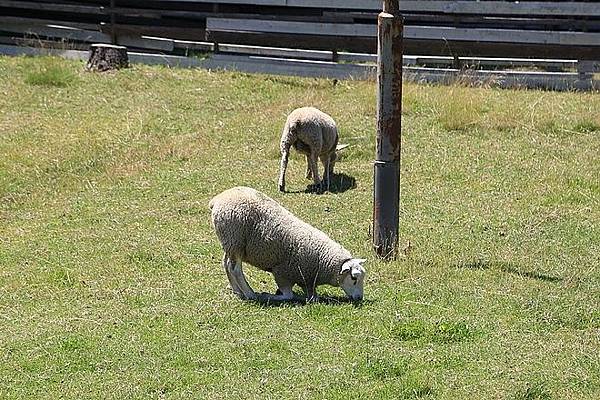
[278,107,339,193]
[209,186,366,302]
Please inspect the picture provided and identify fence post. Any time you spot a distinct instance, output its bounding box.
[373,0,403,259]
[110,0,116,45]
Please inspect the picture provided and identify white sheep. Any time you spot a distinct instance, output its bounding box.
[209,186,366,302]
[278,107,339,192]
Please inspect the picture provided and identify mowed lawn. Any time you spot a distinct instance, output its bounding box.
[0,56,598,399]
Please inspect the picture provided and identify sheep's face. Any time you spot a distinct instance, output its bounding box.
[339,258,366,301]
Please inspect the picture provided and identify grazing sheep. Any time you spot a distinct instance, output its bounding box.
[278,107,339,192]
[209,186,366,302]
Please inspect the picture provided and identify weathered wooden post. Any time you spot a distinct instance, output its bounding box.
[373,0,403,259]
[110,0,117,44]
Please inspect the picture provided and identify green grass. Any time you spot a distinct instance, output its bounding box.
[22,56,77,87]
[0,56,599,399]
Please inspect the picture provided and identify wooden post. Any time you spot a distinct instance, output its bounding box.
[110,0,116,44]
[373,0,403,259]
[575,60,594,91]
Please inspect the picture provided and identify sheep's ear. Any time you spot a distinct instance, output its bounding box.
[351,259,366,278]
[340,261,352,275]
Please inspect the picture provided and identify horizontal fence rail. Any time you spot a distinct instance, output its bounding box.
[206,18,600,45]
[0,0,598,89]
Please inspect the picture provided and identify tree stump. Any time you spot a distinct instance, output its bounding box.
[86,44,129,72]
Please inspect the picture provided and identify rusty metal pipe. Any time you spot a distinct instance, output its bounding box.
[373,0,403,259]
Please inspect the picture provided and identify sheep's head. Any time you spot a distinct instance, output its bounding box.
[339,258,366,301]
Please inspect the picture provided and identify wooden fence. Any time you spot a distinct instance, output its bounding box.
[1,1,599,89]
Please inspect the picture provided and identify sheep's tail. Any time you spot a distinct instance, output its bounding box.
[208,198,220,229]
[280,119,298,153]
[288,119,299,134]
[208,197,219,212]
[287,119,301,141]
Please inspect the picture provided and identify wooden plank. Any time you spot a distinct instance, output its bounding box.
[402,39,600,61]
[216,43,333,60]
[0,19,177,51]
[0,35,91,50]
[172,39,214,52]
[207,18,374,37]
[0,21,109,43]
[118,36,174,52]
[409,2,600,17]
[207,30,600,60]
[202,53,376,79]
[408,26,600,47]
[208,31,375,52]
[404,56,579,70]
[149,0,287,5]
[0,0,105,14]
[207,18,600,46]
[100,24,207,42]
[0,0,172,19]
[0,16,100,32]
[128,52,204,67]
[324,12,600,32]
[339,53,578,70]
[290,0,600,16]
[112,0,600,16]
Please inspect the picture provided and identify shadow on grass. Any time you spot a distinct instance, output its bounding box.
[285,173,357,195]
[251,292,373,308]
[456,259,562,283]
[327,172,357,193]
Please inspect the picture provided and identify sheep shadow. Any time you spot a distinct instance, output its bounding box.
[455,259,562,283]
[325,172,357,194]
[252,292,372,308]
[286,172,357,194]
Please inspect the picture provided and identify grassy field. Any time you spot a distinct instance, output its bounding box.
[0,56,599,399]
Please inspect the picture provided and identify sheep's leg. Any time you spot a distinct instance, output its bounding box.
[299,283,319,302]
[226,255,256,300]
[308,151,321,191]
[272,287,294,301]
[264,286,294,302]
[266,275,294,301]
[222,254,242,297]
[328,152,336,176]
[278,147,290,192]
[305,155,312,180]
[305,287,319,303]
[320,155,331,192]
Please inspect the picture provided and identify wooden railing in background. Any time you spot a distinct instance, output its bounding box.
[0,1,598,89]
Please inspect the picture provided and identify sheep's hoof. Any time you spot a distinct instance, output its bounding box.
[279,184,285,192]
[238,292,257,301]
[256,291,296,303]
[306,295,319,303]
[307,183,323,194]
